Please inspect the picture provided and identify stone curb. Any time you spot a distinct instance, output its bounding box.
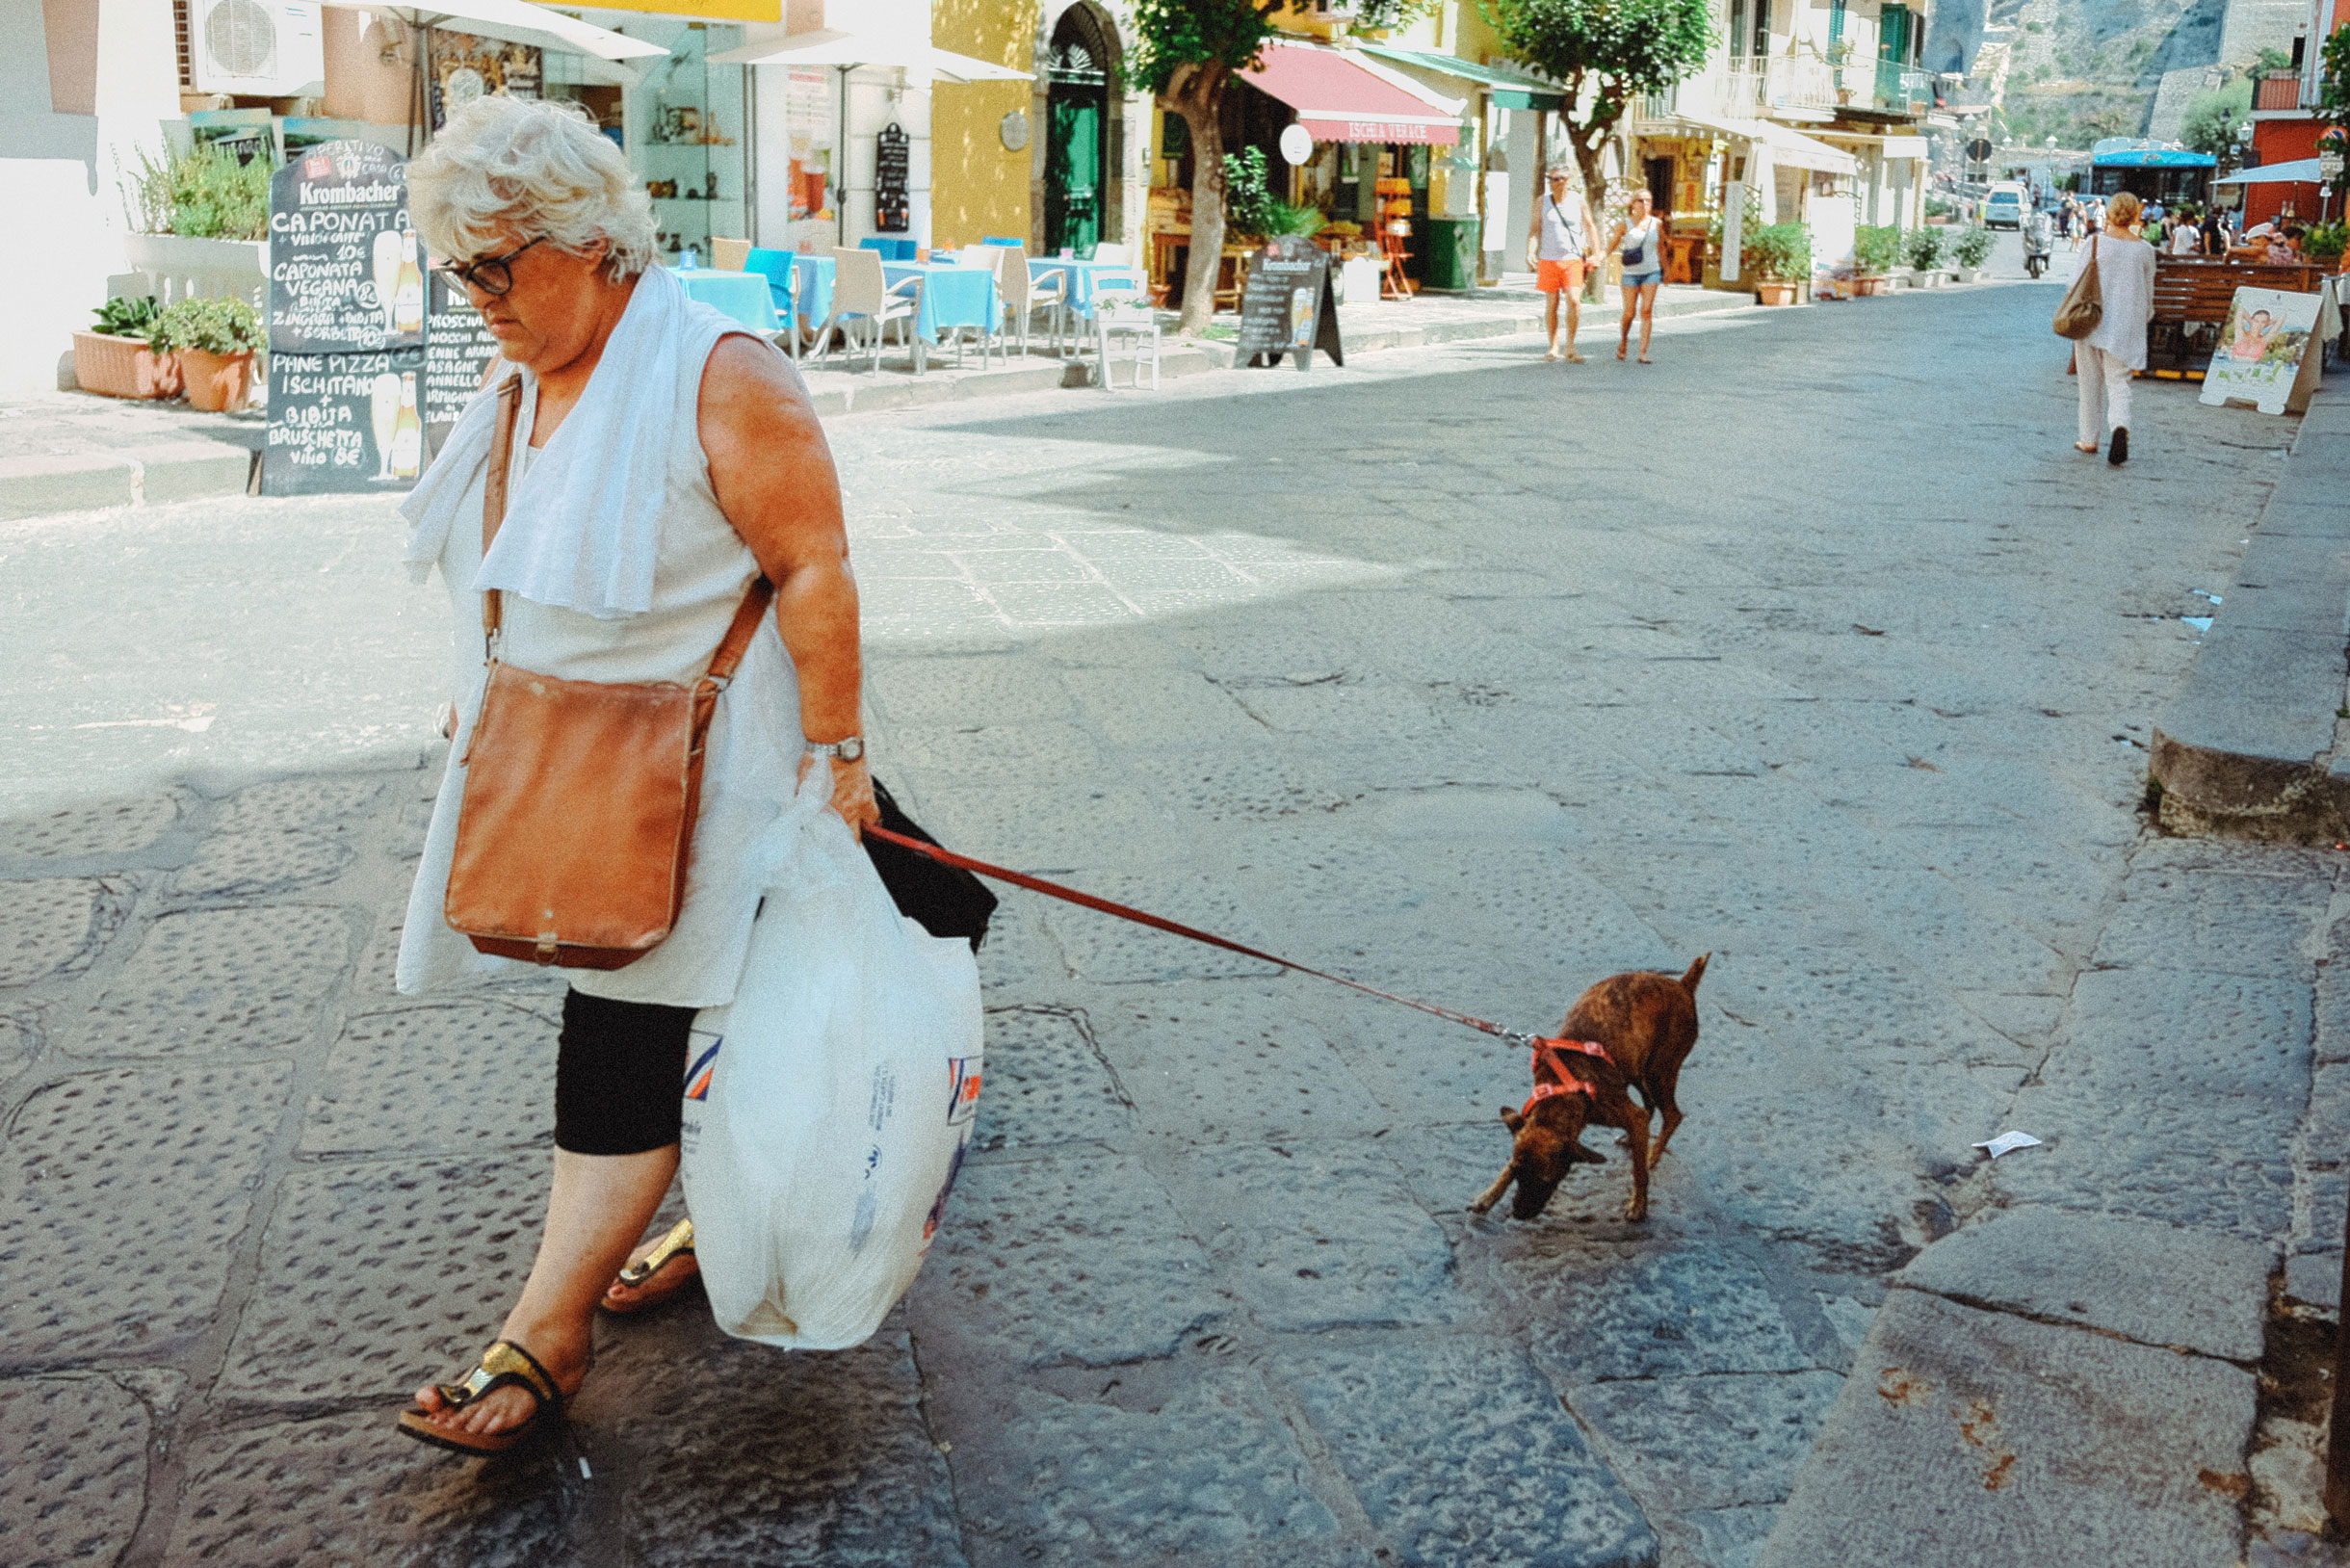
[0,287,1760,521]
[2152,391,2350,841]
[0,440,259,523]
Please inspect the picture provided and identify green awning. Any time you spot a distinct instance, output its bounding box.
[1354,44,1567,112]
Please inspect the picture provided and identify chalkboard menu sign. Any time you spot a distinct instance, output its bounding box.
[262,347,429,496]
[1236,235,1345,371]
[268,141,422,354]
[425,271,505,453]
[875,122,911,232]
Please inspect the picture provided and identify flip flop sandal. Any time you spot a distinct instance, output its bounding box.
[602,1217,698,1316]
[397,1340,566,1456]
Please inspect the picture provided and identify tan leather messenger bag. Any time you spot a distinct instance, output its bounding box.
[444,378,774,969]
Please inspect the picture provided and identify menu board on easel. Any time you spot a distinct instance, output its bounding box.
[1236,235,1345,371]
[267,141,421,354]
[264,347,429,495]
[875,122,911,232]
[424,271,505,457]
[264,140,428,495]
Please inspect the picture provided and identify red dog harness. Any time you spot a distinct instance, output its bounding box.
[1522,1037,1613,1115]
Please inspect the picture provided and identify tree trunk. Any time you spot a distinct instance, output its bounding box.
[1169,65,1231,336]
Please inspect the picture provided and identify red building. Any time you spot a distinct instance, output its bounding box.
[2243,0,2350,227]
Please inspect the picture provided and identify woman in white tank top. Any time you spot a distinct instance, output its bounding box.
[389,96,873,1457]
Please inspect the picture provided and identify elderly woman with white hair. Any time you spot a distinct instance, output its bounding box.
[390,94,874,1455]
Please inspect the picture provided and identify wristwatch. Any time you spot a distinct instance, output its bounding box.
[804,736,865,762]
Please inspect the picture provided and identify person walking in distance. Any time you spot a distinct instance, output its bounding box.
[2072,189,2156,466]
[1608,189,1665,363]
[1528,168,1597,362]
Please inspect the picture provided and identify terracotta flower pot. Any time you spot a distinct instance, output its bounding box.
[72,332,180,400]
[178,347,254,413]
[1855,274,1892,297]
[1758,280,1798,306]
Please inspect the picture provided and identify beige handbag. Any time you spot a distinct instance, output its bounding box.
[443,379,772,969]
[2053,236,2103,340]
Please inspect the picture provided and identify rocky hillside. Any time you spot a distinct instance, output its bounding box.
[1980,0,2302,145]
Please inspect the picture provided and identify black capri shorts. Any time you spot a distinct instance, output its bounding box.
[554,988,696,1156]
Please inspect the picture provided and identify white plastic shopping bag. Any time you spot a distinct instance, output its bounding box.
[680,767,983,1348]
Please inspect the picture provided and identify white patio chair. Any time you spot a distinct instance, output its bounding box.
[829,247,923,374]
[995,246,1065,357]
[1090,273,1160,391]
[1090,243,1132,265]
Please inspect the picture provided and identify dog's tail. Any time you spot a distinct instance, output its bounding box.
[1678,953,1710,995]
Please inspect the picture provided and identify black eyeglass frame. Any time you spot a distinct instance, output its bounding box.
[433,236,547,298]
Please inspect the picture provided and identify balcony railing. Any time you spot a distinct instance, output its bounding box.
[1870,58,1931,117]
[2255,71,2302,112]
[1638,82,1680,122]
[1723,56,1838,118]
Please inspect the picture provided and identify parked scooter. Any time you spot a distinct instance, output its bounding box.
[2023,211,2054,279]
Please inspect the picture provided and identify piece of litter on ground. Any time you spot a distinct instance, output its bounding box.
[2192,590,2223,604]
[1973,1131,2043,1160]
[578,1457,592,1478]
[2182,616,2214,632]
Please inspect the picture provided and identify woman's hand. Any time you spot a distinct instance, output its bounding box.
[801,751,878,838]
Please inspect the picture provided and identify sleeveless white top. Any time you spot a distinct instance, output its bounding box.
[395,320,805,1008]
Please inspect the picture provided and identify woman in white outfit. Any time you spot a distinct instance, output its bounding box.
[390,95,875,1454]
[2074,190,2156,466]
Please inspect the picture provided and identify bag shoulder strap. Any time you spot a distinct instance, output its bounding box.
[478,372,774,677]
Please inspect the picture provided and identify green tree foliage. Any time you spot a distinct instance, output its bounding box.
[1480,0,1712,198]
[1128,0,1283,332]
[2181,74,2254,159]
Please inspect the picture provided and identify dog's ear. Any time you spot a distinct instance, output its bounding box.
[1500,1107,1526,1133]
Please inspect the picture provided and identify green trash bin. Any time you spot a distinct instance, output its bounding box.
[1423,216,1482,291]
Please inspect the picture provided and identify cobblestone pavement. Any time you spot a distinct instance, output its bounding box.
[0,282,2335,1566]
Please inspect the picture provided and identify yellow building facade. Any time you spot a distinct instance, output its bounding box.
[928,0,1037,249]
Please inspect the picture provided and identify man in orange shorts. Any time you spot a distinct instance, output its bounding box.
[1528,168,1596,362]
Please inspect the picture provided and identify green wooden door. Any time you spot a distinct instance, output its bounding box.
[1047,96,1102,256]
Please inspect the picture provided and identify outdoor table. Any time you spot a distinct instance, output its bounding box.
[789,253,835,334]
[1029,258,1128,319]
[882,261,1000,346]
[673,267,774,331]
[860,237,918,261]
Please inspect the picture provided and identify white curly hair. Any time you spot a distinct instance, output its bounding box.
[407,95,656,281]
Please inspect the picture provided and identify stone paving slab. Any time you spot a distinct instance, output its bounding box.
[1759,1290,2258,1568]
[0,1374,157,1568]
[0,1060,285,1360]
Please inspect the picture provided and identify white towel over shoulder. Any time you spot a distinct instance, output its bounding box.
[401,262,727,619]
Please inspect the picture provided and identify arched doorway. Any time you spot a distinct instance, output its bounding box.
[1044,8,1113,256]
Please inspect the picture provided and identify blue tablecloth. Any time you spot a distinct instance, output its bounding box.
[790,254,834,328]
[883,262,1001,344]
[860,237,918,261]
[674,268,774,331]
[1030,259,1140,319]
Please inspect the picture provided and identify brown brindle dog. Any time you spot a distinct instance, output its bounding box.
[1468,955,1709,1223]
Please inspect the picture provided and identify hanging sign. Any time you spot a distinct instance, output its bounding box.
[1236,235,1345,371]
[268,140,422,355]
[262,347,429,496]
[2199,286,2324,415]
[424,271,505,455]
[875,122,911,232]
[1279,124,1314,167]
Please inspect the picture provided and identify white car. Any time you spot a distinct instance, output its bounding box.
[1983,184,2028,229]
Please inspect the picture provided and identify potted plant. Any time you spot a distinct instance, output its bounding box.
[1904,225,1945,286]
[149,296,264,412]
[72,295,180,399]
[2304,222,2349,271]
[118,143,270,302]
[1951,225,1993,283]
[1746,222,1812,304]
[1853,224,1902,295]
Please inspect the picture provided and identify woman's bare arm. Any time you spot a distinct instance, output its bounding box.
[699,334,876,832]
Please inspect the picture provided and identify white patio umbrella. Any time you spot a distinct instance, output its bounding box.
[324,0,668,116]
[707,28,1032,240]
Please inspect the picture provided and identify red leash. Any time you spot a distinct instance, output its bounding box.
[865,824,1540,1048]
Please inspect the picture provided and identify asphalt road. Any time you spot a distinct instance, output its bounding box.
[0,276,2333,1568]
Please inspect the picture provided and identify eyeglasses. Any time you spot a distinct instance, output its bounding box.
[434,236,545,298]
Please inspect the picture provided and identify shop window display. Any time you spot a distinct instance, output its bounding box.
[545,21,746,265]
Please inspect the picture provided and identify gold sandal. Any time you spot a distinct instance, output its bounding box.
[602,1217,699,1316]
[396,1340,565,1456]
